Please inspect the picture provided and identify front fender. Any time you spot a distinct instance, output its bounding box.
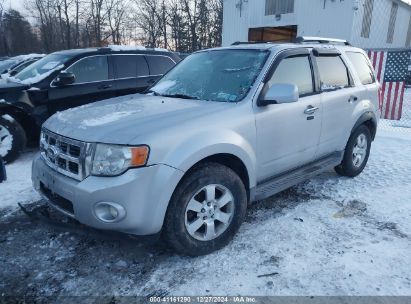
[157,129,257,189]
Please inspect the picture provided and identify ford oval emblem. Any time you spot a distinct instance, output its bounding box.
[46,146,59,163]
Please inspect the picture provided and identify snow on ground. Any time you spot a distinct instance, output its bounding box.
[0,151,40,212]
[0,128,410,297]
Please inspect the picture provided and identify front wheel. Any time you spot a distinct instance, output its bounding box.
[335,125,371,177]
[163,163,248,256]
[0,115,27,163]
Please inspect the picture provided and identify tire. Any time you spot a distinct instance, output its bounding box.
[335,125,371,177]
[163,162,248,256]
[0,114,27,163]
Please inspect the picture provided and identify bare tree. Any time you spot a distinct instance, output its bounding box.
[3,0,223,56]
[135,0,162,48]
[106,0,129,44]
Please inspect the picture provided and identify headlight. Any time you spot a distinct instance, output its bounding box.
[91,144,149,176]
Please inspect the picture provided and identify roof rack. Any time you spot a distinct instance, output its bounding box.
[294,36,351,46]
[231,41,274,46]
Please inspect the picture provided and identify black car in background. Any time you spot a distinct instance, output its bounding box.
[0,47,180,162]
[0,54,44,76]
[4,56,44,77]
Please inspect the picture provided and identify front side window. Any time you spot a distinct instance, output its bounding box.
[149,50,269,103]
[346,52,375,85]
[66,56,108,84]
[14,54,71,82]
[316,56,350,90]
[268,55,314,96]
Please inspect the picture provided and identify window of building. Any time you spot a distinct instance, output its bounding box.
[146,56,175,75]
[386,2,398,44]
[361,0,374,38]
[406,15,411,47]
[346,52,375,85]
[316,56,350,89]
[265,0,294,16]
[67,56,108,84]
[248,26,297,42]
[113,55,149,79]
[268,55,314,96]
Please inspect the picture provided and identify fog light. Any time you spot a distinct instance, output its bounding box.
[94,202,126,223]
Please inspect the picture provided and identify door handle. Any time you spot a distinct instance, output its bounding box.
[348,95,358,103]
[98,84,112,90]
[304,105,319,115]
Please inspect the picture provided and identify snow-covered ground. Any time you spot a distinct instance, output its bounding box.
[0,126,410,297]
[0,151,40,212]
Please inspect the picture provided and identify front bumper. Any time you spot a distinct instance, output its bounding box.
[32,153,184,235]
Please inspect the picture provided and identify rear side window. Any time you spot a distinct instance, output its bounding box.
[146,56,175,75]
[268,55,314,96]
[346,52,375,85]
[316,56,350,90]
[67,56,108,83]
[113,55,149,79]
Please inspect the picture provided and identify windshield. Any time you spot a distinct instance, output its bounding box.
[14,54,71,82]
[149,49,269,102]
[0,59,18,73]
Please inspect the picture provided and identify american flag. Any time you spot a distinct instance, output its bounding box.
[367,49,411,120]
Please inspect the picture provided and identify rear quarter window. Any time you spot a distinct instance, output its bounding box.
[346,52,375,85]
[146,55,175,75]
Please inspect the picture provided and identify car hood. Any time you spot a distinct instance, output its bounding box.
[0,81,28,94]
[44,94,233,144]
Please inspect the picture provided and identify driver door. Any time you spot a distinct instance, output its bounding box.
[254,49,322,182]
[48,55,116,115]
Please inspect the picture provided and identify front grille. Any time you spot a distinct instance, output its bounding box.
[40,129,92,181]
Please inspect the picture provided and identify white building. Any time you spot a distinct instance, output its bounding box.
[222,0,411,49]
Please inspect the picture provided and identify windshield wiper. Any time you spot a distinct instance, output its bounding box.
[160,93,200,100]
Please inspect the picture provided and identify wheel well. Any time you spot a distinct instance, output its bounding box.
[186,154,250,201]
[0,107,38,142]
[362,119,377,140]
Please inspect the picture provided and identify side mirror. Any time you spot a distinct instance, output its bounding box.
[258,83,299,107]
[55,71,75,86]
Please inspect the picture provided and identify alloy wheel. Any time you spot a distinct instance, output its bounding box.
[184,184,235,241]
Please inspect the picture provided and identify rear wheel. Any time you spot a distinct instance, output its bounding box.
[335,125,371,177]
[0,115,26,163]
[163,162,247,256]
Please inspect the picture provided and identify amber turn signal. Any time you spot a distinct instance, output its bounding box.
[130,146,149,167]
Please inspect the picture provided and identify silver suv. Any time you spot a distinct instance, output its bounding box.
[32,37,379,256]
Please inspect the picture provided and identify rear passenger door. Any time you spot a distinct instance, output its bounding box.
[112,54,151,96]
[313,51,359,157]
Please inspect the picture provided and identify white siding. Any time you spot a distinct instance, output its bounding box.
[222,0,411,48]
[351,0,411,48]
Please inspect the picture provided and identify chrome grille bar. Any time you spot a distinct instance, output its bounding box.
[40,129,92,181]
